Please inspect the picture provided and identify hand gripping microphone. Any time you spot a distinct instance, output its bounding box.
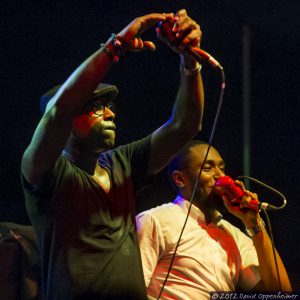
[214,176,260,212]
[214,176,287,212]
[157,19,223,69]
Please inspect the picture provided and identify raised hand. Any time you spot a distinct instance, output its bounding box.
[116,13,173,52]
[156,9,202,53]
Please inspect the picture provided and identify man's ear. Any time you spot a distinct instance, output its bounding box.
[172,170,185,188]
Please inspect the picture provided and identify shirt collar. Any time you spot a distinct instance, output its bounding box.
[173,195,223,225]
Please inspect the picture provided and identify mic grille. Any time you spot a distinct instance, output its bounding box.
[214,176,259,212]
[219,185,241,201]
[214,176,245,203]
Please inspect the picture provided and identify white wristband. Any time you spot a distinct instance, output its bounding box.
[180,62,202,76]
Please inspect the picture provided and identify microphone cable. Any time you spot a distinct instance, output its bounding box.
[236,175,287,211]
[236,175,288,291]
[157,61,226,299]
[261,207,282,291]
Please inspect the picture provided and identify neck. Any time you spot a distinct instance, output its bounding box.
[177,194,220,225]
[180,190,219,224]
[200,204,220,224]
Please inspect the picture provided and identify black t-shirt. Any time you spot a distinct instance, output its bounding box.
[22,136,152,300]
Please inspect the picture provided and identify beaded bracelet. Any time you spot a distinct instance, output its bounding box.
[101,33,124,63]
[100,43,119,62]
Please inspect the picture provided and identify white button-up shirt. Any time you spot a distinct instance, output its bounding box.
[136,196,261,300]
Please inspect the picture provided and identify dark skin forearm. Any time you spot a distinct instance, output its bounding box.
[21,13,171,186]
[148,10,204,175]
[245,216,292,291]
[224,185,292,291]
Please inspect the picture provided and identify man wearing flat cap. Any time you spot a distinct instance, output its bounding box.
[21,10,204,300]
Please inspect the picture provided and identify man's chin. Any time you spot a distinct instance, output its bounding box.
[208,191,227,214]
[95,137,115,152]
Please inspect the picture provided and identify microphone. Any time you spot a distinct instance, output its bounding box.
[214,176,260,212]
[214,176,282,212]
[157,20,223,69]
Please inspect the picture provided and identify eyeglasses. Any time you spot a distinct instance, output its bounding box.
[85,100,115,117]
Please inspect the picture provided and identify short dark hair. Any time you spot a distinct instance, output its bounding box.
[167,140,209,191]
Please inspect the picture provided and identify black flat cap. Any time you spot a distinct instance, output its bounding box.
[40,83,118,114]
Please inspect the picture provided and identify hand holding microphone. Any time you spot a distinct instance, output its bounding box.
[214,176,260,212]
[156,14,223,69]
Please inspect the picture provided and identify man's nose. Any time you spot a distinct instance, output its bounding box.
[214,167,225,179]
[103,107,115,119]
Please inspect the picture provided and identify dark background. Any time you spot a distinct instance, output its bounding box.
[1,0,299,289]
